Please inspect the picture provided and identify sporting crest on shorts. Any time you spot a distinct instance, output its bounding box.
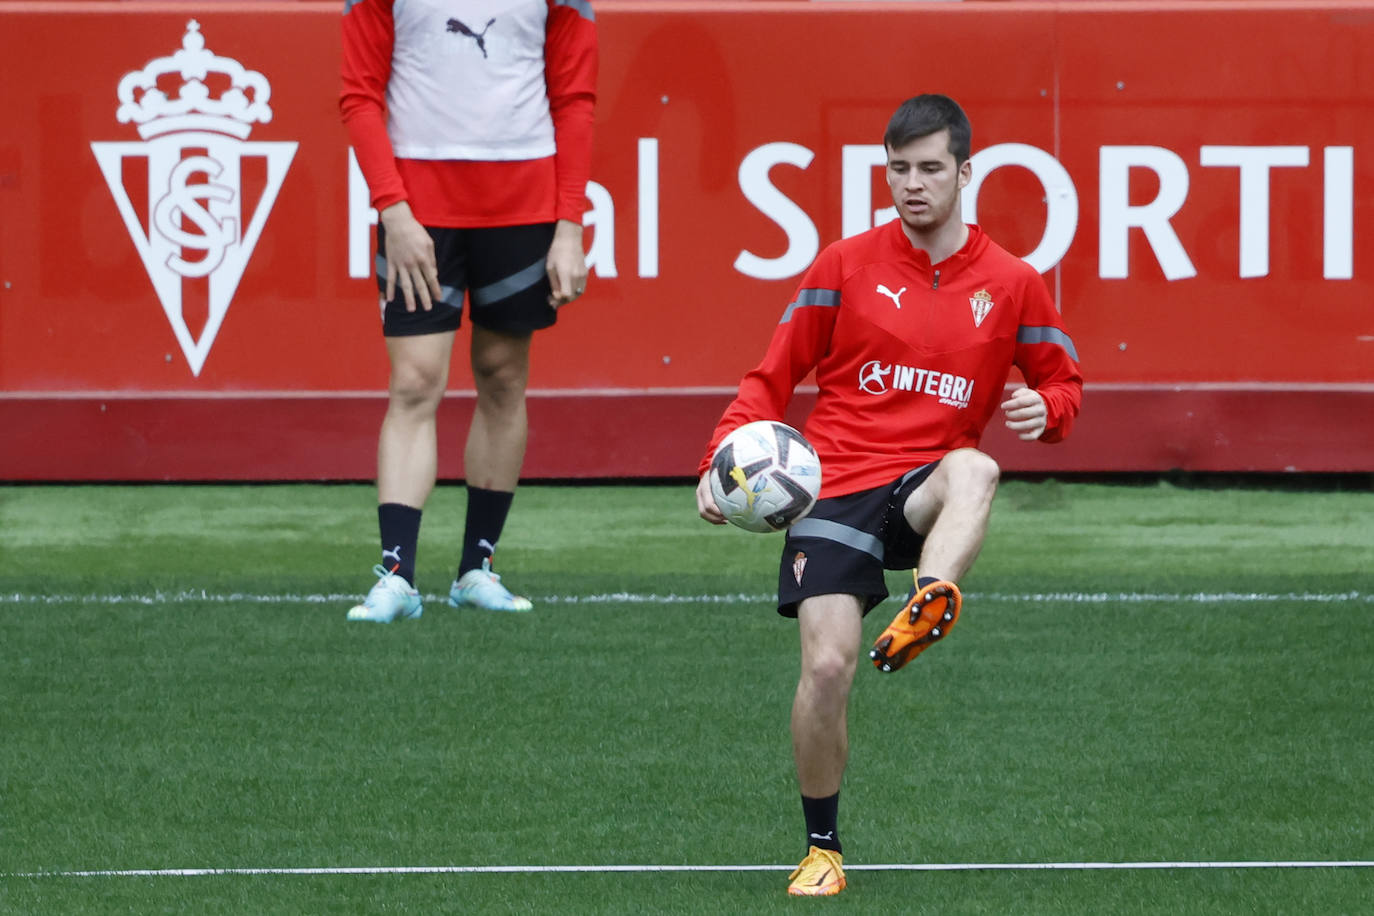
[793,551,807,586]
[90,21,297,376]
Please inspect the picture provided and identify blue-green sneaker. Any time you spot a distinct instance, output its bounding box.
[346,565,424,623]
[448,558,533,612]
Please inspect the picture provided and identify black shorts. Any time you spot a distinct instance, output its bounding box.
[776,461,941,618]
[377,222,558,337]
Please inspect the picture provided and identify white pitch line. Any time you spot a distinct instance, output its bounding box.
[968,591,1372,604]
[8,861,1374,878]
[0,591,1368,606]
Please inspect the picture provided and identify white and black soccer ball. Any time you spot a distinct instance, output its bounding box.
[708,420,822,533]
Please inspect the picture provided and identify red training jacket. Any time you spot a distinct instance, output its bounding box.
[698,221,1084,498]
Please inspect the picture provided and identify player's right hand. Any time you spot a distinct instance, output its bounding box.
[696,472,727,525]
[379,201,441,312]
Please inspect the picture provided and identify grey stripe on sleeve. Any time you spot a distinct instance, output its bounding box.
[471,259,547,307]
[554,0,595,21]
[1017,325,1080,362]
[788,518,884,561]
[779,288,841,324]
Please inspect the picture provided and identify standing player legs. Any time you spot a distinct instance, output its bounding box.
[379,331,457,509]
[792,594,864,798]
[901,448,1001,581]
[464,325,532,491]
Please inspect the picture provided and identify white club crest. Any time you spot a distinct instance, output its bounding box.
[969,289,994,328]
[90,21,297,376]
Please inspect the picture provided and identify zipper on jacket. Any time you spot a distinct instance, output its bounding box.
[932,269,941,290]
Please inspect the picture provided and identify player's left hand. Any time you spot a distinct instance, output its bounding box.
[695,472,727,525]
[546,219,588,308]
[1001,387,1048,441]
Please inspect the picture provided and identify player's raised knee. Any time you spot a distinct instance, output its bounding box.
[945,447,1000,483]
[945,448,1000,493]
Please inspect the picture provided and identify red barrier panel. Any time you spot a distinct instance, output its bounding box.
[1,1,1371,478]
[7,385,1369,481]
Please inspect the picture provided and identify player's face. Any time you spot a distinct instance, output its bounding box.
[885,130,971,233]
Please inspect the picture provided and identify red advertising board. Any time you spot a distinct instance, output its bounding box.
[1,0,1371,479]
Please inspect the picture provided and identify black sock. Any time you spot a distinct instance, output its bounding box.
[801,792,841,854]
[459,486,514,576]
[907,574,941,601]
[377,503,422,586]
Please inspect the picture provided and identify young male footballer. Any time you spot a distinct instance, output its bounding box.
[696,94,1083,896]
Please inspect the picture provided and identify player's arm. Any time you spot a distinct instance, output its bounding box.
[544,0,597,307]
[340,0,439,311]
[340,0,402,212]
[1004,275,1083,442]
[695,254,841,521]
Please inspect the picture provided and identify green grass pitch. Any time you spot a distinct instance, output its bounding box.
[2,479,1373,914]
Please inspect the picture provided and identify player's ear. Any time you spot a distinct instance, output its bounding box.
[957,158,972,190]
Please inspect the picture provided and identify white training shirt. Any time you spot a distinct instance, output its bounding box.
[385,0,556,161]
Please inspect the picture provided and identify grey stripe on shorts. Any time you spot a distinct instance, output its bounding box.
[375,254,462,309]
[471,259,547,307]
[788,517,883,561]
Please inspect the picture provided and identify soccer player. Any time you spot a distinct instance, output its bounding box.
[695,94,1082,896]
[340,0,597,621]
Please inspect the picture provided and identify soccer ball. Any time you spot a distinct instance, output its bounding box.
[708,420,822,533]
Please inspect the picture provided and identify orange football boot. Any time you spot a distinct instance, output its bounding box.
[787,846,846,896]
[869,577,962,672]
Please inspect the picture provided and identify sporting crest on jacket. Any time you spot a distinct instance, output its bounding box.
[969,289,994,327]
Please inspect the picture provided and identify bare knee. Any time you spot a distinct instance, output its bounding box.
[471,332,531,409]
[472,357,527,405]
[943,448,1001,499]
[801,644,859,697]
[388,360,447,414]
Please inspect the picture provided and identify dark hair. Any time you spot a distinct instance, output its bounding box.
[883,94,971,165]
